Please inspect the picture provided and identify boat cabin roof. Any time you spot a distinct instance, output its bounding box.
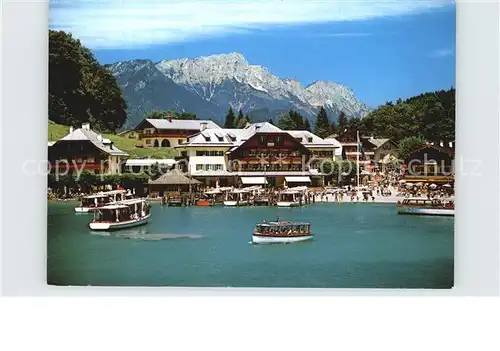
[84,193,110,199]
[119,199,145,205]
[98,204,129,210]
[104,190,128,195]
[257,221,310,227]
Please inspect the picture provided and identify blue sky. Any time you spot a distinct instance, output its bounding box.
[50,0,455,108]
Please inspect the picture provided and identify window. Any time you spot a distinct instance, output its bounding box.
[145,139,151,145]
[178,139,183,145]
[196,164,203,171]
[259,136,266,145]
[308,137,313,143]
[275,136,283,146]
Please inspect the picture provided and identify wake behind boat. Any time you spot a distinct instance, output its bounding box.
[89,198,151,231]
[252,220,312,244]
[397,197,455,217]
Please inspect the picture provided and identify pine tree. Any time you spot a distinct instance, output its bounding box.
[224,107,236,128]
[277,113,296,130]
[268,118,274,125]
[337,111,348,133]
[303,118,311,132]
[330,119,338,134]
[313,106,330,138]
[237,117,249,129]
[233,108,245,128]
[289,109,304,130]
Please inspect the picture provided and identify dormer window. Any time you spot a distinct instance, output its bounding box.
[308,137,313,143]
[202,132,211,141]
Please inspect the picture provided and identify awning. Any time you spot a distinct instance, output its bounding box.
[285,176,311,183]
[240,177,267,185]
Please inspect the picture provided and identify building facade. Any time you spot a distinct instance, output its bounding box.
[329,132,398,172]
[48,123,129,175]
[404,144,454,177]
[130,117,219,151]
[175,122,340,188]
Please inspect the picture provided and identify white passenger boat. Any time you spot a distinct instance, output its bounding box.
[277,187,307,207]
[89,199,151,231]
[252,220,312,244]
[75,190,131,213]
[397,198,455,217]
[224,189,250,206]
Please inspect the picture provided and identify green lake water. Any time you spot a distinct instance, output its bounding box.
[47,202,454,288]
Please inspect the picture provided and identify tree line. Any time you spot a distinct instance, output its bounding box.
[142,110,199,120]
[222,107,252,128]
[49,30,127,132]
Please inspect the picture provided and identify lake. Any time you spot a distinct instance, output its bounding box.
[47,202,454,288]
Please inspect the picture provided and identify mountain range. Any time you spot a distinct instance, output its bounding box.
[107,52,372,129]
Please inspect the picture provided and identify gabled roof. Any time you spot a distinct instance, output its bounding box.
[148,168,202,185]
[287,130,341,148]
[177,123,338,150]
[58,126,128,156]
[408,144,455,157]
[244,122,283,133]
[367,138,391,148]
[138,118,219,131]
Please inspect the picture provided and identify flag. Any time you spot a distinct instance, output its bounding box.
[357,131,365,160]
[341,146,347,160]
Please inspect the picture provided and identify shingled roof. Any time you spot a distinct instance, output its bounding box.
[148,168,202,185]
[57,124,129,156]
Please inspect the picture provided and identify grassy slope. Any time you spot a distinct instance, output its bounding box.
[48,121,174,158]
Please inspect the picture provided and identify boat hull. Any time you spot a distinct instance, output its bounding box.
[75,207,95,213]
[397,206,454,217]
[224,201,249,207]
[89,213,151,231]
[276,201,300,207]
[196,200,213,207]
[252,234,312,244]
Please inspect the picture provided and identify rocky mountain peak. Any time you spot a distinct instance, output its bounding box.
[109,52,372,128]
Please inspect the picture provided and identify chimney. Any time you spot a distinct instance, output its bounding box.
[167,116,173,122]
[82,123,90,131]
[200,121,208,132]
[69,126,74,134]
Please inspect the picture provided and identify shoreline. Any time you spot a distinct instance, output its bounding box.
[48,196,401,205]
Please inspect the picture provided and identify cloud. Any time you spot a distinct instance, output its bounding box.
[49,0,454,49]
[429,48,454,58]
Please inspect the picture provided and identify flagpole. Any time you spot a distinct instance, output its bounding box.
[356,130,360,189]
